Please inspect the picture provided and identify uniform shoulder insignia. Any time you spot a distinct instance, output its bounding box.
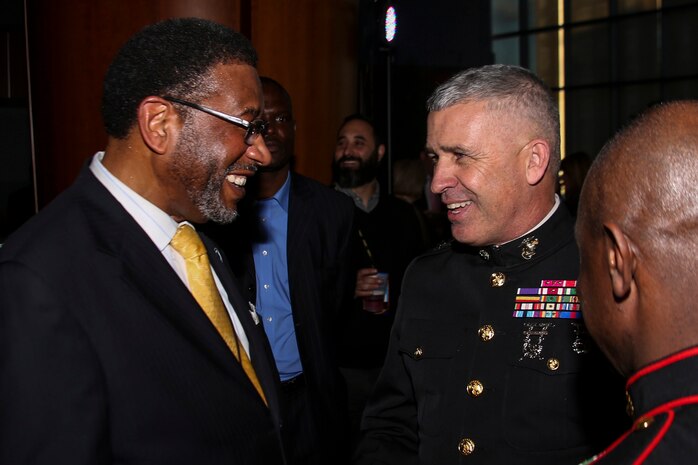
[434,239,452,251]
[418,240,453,258]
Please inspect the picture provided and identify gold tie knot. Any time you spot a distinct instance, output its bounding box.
[170,224,206,260]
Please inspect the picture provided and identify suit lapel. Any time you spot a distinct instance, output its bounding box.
[203,234,283,420]
[79,168,268,392]
[287,174,312,263]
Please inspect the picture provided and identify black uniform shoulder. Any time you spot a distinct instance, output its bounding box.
[407,238,455,264]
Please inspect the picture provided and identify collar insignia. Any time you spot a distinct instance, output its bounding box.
[520,236,539,260]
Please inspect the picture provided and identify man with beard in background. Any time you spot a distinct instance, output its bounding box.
[332,114,426,449]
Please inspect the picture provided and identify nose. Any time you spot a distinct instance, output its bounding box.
[245,134,272,167]
[430,158,455,196]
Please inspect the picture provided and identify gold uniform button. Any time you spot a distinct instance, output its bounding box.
[458,438,475,456]
[466,380,484,397]
[546,358,560,371]
[490,272,506,287]
[414,347,424,359]
[478,325,495,341]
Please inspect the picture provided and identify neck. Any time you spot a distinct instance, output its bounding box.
[497,194,557,246]
[102,137,154,200]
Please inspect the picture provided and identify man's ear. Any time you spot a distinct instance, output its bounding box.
[524,139,551,186]
[603,222,637,300]
[377,143,386,162]
[138,97,178,155]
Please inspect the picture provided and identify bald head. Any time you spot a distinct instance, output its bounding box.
[576,100,698,375]
[579,101,698,276]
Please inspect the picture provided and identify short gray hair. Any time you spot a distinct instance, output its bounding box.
[426,64,561,170]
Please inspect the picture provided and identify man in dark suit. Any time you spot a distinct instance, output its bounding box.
[203,77,355,464]
[0,18,287,465]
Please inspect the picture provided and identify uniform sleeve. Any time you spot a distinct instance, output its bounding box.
[0,261,109,464]
[352,278,420,465]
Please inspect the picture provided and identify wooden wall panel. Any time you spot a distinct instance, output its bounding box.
[252,0,358,185]
[25,0,357,205]
[25,0,244,207]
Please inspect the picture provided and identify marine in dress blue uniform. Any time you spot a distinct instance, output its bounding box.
[581,347,698,465]
[574,101,698,465]
[354,203,628,464]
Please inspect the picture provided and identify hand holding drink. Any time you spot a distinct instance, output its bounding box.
[355,268,390,315]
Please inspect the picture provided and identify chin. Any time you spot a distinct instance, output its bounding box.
[451,225,477,245]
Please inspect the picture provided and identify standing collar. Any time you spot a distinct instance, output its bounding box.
[625,346,698,420]
[462,196,571,267]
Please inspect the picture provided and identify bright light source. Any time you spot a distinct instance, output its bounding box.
[385,6,397,42]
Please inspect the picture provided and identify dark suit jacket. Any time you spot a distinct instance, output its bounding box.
[204,171,355,461]
[0,165,287,465]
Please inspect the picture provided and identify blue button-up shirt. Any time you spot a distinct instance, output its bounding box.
[251,174,302,380]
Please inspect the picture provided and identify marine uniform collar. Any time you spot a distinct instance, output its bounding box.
[625,345,698,420]
[465,199,571,268]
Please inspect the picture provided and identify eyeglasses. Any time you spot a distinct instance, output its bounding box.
[164,96,268,145]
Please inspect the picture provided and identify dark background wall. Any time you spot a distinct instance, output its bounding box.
[357,0,491,190]
[1,0,492,241]
[0,0,360,242]
[3,0,697,242]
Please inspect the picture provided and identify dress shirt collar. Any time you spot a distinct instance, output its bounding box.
[335,179,380,212]
[89,151,179,250]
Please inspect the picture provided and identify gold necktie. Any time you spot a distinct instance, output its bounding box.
[170,224,267,406]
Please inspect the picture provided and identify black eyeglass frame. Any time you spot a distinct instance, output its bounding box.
[163,96,268,145]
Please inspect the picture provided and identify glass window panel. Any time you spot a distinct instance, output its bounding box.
[528,31,559,87]
[617,0,658,14]
[566,24,610,86]
[528,0,559,29]
[569,0,609,22]
[664,79,698,100]
[618,84,661,127]
[664,6,698,77]
[492,0,519,35]
[565,87,612,158]
[664,0,698,6]
[617,14,659,81]
[493,37,520,65]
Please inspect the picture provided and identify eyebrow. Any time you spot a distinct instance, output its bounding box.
[428,144,469,155]
[239,106,261,118]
